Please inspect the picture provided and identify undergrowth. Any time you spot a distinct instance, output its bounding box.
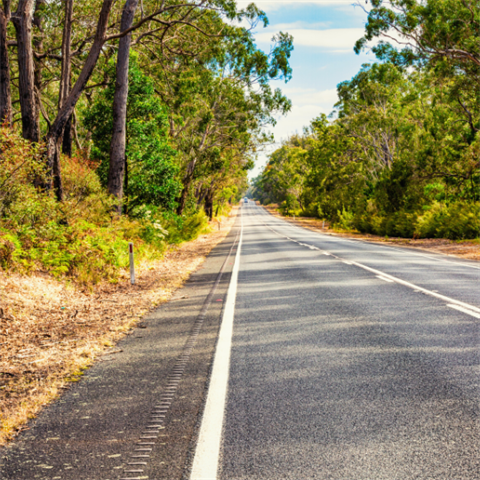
[348,201,480,240]
[0,127,211,285]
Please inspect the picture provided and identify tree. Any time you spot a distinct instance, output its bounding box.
[149,24,293,214]
[0,0,12,126]
[12,0,40,142]
[355,0,480,69]
[85,57,181,212]
[58,0,74,156]
[107,0,139,212]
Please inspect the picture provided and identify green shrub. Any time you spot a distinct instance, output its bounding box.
[280,193,301,216]
[164,211,210,244]
[415,202,480,240]
[334,207,355,230]
[0,128,212,285]
[384,211,417,237]
[352,201,479,239]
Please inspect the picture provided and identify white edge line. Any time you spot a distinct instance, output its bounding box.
[190,213,243,480]
[447,304,480,319]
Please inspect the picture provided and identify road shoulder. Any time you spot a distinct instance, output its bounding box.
[0,216,241,480]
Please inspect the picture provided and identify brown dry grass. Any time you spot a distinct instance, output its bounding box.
[0,208,237,445]
[263,206,480,261]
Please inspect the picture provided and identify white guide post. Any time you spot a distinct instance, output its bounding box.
[129,242,135,285]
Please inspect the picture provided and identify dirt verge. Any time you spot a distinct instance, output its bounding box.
[0,209,237,445]
[263,206,480,262]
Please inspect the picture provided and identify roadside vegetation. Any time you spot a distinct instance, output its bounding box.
[252,0,479,241]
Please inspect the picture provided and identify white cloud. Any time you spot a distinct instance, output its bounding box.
[256,27,365,50]
[236,1,353,13]
[282,87,338,107]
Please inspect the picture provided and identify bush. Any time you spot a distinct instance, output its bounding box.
[384,211,417,237]
[352,201,479,239]
[280,193,301,216]
[164,211,210,244]
[334,207,355,230]
[415,202,480,240]
[0,128,211,285]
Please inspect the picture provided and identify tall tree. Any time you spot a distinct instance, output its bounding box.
[107,0,139,212]
[32,0,45,132]
[0,0,12,126]
[46,0,246,201]
[12,0,40,142]
[58,0,74,156]
[355,0,480,69]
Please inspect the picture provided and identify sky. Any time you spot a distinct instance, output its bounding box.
[235,0,377,179]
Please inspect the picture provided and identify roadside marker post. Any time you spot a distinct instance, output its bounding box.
[129,242,135,285]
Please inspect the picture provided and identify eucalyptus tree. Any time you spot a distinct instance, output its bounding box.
[144,20,293,214]
[355,0,479,139]
[356,0,479,69]
[0,0,12,126]
[107,0,139,212]
[11,0,40,142]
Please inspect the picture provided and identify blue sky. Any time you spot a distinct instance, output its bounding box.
[236,1,378,178]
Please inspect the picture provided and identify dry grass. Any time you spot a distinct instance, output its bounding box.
[263,206,480,261]
[0,208,237,445]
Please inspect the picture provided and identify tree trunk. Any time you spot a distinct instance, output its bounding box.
[177,175,192,215]
[12,0,39,142]
[177,157,197,215]
[45,0,115,200]
[177,122,211,215]
[0,1,12,126]
[197,185,208,207]
[62,117,72,156]
[58,0,73,156]
[204,190,214,220]
[32,0,45,132]
[107,0,139,213]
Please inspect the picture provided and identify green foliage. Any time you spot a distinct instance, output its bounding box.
[1,1,293,285]
[0,129,211,285]
[415,202,480,240]
[280,194,301,217]
[85,56,181,212]
[335,207,355,231]
[253,58,479,240]
[164,211,210,245]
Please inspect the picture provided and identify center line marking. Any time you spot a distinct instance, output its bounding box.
[265,220,479,314]
[376,275,394,283]
[190,213,244,480]
[447,304,480,319]
[350,260,480,313]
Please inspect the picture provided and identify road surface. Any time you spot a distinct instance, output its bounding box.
[1,204,479,480]
[193,204,480,480]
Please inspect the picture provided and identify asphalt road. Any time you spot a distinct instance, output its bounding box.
[217,204,479,479]
[1,205,479,480]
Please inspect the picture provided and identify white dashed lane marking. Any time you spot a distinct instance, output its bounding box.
[263,222,480,316]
